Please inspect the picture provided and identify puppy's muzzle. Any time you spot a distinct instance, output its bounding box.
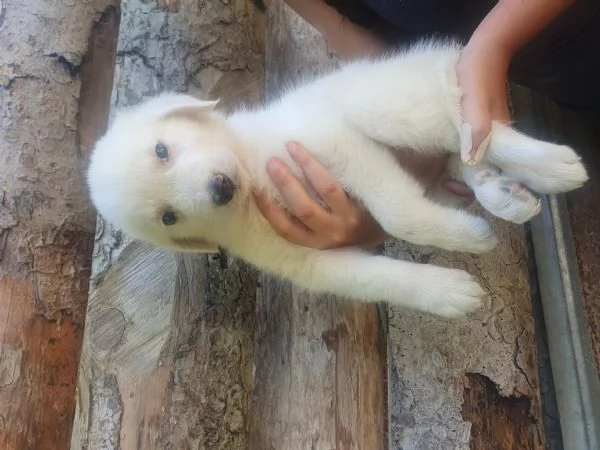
[209,173,236,206]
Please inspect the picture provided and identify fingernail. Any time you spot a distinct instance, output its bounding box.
[286,141,300,156]
[267,158,281,171]
[267,158,283,174]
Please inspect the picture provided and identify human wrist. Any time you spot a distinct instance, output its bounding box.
[323,20,385,58]
[283,0,344,41]
[462,31,513,72]
[465,0,573,62]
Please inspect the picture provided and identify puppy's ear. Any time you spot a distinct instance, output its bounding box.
[162,99,220,121]
[146,93,220,121]
[120,93,220,125]
[171,237,220,253]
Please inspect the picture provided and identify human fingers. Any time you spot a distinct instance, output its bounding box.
[265,157,332,230]
[252,189,316,246]
[285,141,351,214]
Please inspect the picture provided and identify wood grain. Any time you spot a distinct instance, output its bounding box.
[0,1,118,448]
[462,373,540,450]
[247,2,388,449]
[70,1,265,448]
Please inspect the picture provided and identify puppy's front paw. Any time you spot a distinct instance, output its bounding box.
[474,170,542,224]
[416,268,487,318]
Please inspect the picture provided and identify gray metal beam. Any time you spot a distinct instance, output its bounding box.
[530,194,600,450]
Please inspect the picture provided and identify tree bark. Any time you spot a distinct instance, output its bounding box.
[247,3,389,450]
[70,1,265,449]
[0,1,119,448]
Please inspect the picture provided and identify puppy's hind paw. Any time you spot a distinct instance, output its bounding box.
[474,170,542,224]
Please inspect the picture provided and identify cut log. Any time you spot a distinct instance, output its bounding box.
[70,1,265,449]
[386,213,546,449]
[0,1,119,448]
[247,3,388,449]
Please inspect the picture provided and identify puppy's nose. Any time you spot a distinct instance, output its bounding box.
[209,173,235,206]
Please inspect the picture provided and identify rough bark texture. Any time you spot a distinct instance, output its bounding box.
[248,3,388,449]
[0,1,118,448]
[462,373,538,449]
[70,1,264,449]
[386,215,545,450]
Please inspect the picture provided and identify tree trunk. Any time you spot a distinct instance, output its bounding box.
[0,1,119,448]
[70,1,265,449]
[247,3,389,449]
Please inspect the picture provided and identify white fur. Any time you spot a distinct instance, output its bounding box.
[87,41,588,318]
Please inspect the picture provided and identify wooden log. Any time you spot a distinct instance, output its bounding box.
[386,216,546,450]
[384,109,547,447]
[247,3,388,449]
[70,1,265,449]
[0,1,119,448]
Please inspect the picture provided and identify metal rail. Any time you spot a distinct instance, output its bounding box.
[530,194,600,450]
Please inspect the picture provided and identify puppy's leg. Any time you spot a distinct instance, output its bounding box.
[483,123,588,194]
[262,246,487,318]
[369,193,498,254]
[448,154,542,224]
[338,145,498,254]
[336,59,587,196]
[334,52,464,154]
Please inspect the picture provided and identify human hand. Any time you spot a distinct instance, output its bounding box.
[253,142,388,250]
[254,142,474,250]
[457,41,512,165]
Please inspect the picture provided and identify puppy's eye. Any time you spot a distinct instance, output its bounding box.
[162,211,177,226]
[155,143,169,160]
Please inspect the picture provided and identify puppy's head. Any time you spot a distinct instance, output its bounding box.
[87,93,247,253]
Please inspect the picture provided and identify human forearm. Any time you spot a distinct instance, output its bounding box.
[282,0,384,58]
[457,0,574,162]
[468,0,574,59]
[282,0,345,37]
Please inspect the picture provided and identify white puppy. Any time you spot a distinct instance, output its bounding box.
[88,41,588,318]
